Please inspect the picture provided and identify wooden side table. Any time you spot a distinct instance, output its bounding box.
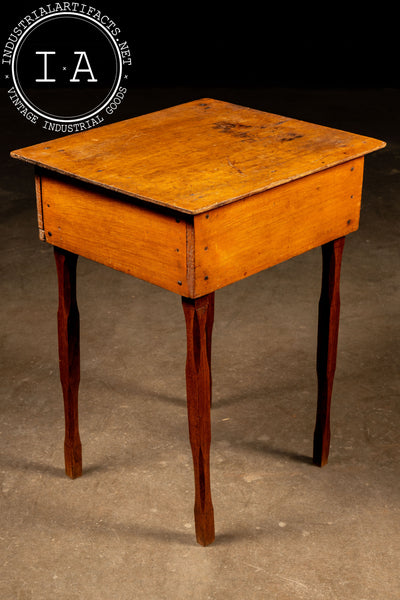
[11,98,385,545]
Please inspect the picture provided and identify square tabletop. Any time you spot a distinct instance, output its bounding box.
[10,98,385,215]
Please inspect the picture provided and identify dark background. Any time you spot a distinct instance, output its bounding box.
[1,1,398,153]
[1,2,398,90]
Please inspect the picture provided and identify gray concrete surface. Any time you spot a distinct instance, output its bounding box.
[1,87,399,599]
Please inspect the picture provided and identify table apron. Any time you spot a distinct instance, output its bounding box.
[36,157,363,298]
[37,171,190,296]
[191,157,364,297]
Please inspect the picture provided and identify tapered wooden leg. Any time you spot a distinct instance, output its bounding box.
[54,246,82,479]
[313,237,345,467]
[206,292,214,407]
[182,293,215,546]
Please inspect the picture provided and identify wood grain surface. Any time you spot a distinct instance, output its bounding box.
[11,98,385,215]
[191,157,364,297]
[40,172,189,296]
[37,154,364,298]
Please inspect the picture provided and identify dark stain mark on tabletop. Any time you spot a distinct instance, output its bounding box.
[279,133,303,142]
[212,121,255,140]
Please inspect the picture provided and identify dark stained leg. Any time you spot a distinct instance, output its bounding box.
[182,293,215,546]
[206,292,214,407]
[313,237,345,467]
[54,246,82,479]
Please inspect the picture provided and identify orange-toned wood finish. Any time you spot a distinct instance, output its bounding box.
[11,98,385,215]
[39,172,189,296]
[10,98,386,546]
[192,158,363,297]
[35,156,363,299]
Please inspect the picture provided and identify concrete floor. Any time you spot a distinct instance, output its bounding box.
[0,87,399,599]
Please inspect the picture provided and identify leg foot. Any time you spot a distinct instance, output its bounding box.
[54,247,82,479]
[182,294,215,546]
[313,237,345,467]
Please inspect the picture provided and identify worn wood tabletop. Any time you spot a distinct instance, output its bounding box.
[10,98,385,214]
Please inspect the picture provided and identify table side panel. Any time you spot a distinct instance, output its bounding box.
[34,172,46,241]
[193,158,364,297]
[39,174,189,295]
